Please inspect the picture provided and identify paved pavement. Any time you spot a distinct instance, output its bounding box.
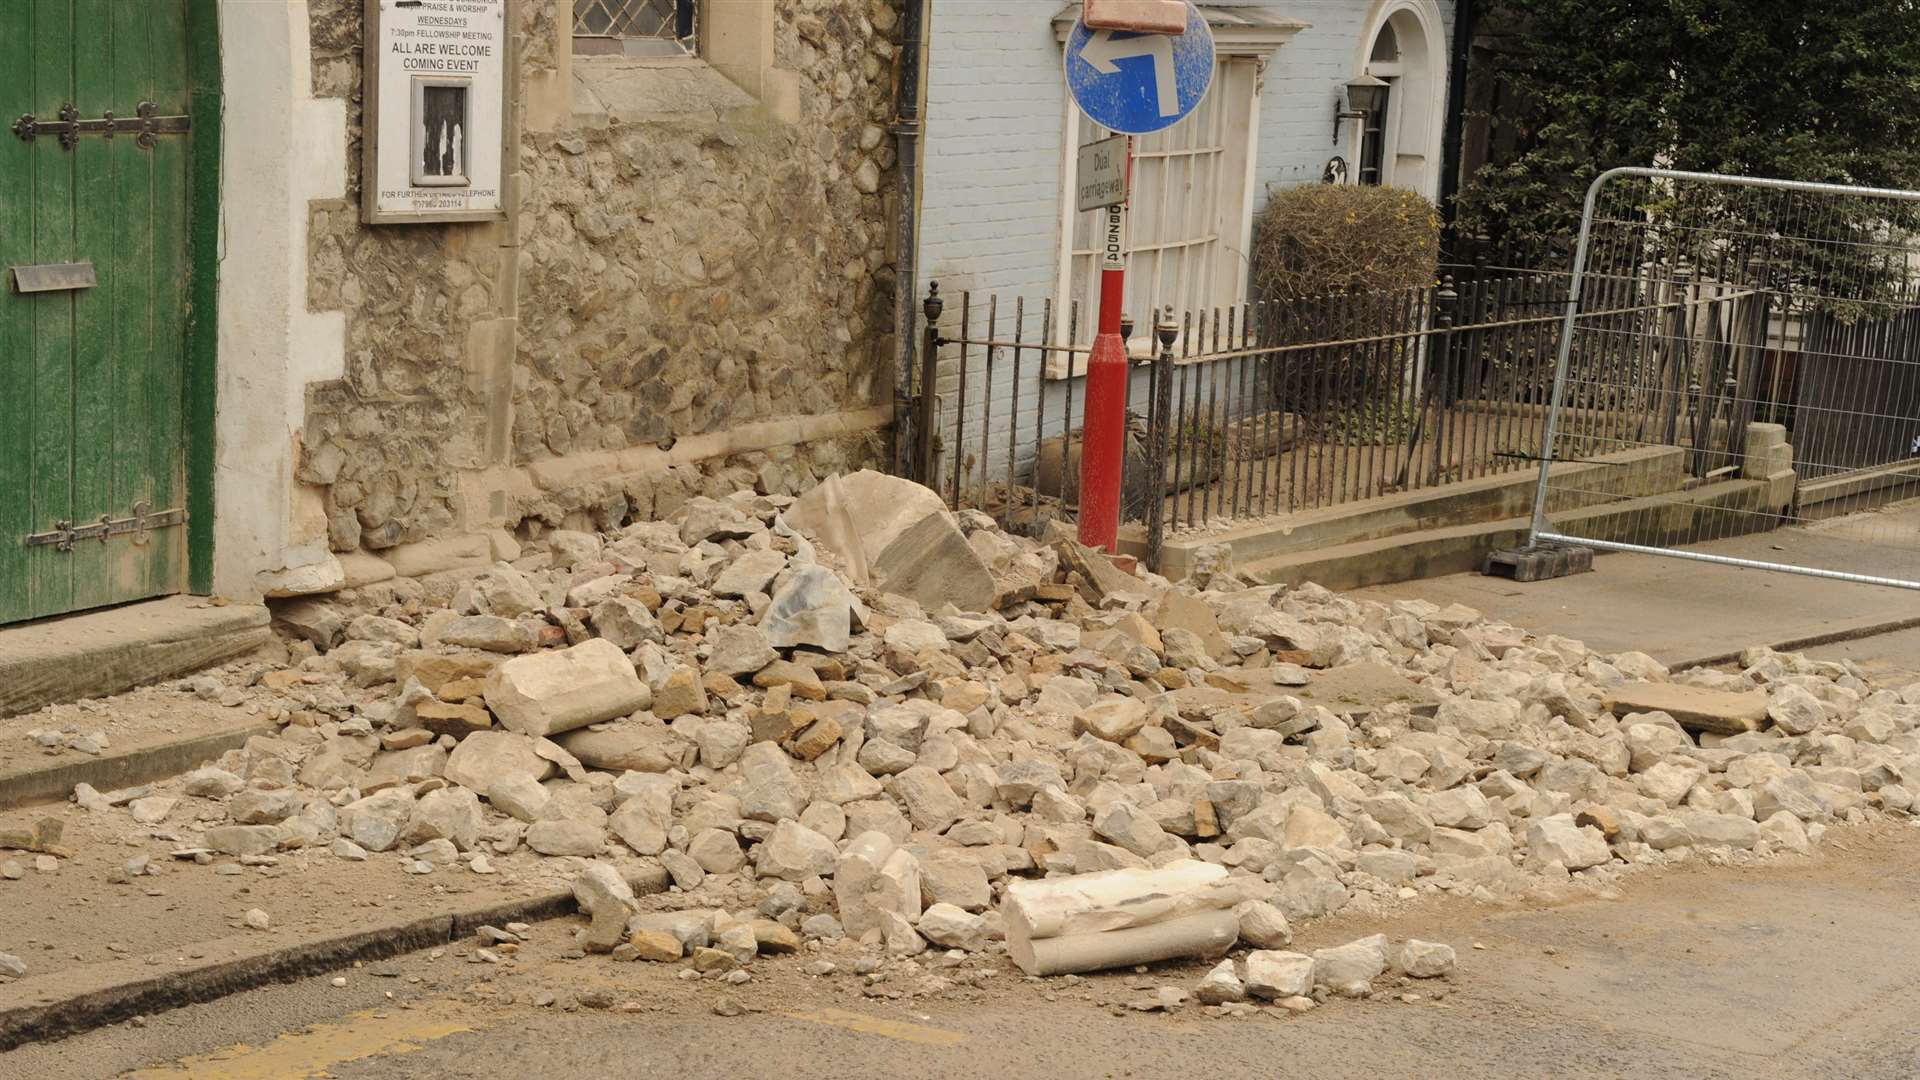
[14,820,1913,1080]
[1354,499,1920,669]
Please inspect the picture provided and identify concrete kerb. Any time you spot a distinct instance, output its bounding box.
[0,720,277,811]
[1796,458,1920,519]
[1673,614,1920,673]
[1137,446,1685,581]
[0,597,274,719]
[0,866,668,1051]
[1247,476,1781,591]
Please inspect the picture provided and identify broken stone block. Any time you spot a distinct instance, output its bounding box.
[484,639,650,737]
[227,789,299,826]
[527,820,604,856]
[555,723,686,772]
[762,565,860,653]
[203,824,284,858]
[547,530,604,570]
[628,930,683,962]
[1677,810,1760,849]
[1234,900,1292,948]
[921,855,992,912]
[891,765,965,833]
[1425,787,1493,830]
[858,738,916,776]
[274,598,347,650]
[590,596,663,650]
[444,732,556,793]
[918,903,990,951]
[1194,958,1247,1004]
[755,820,839,881]
[715,920,760,963]
[409,701,489,740]
[1396,940,1456,978]
[680,496,756,545]
[1759,810,1812,854]
[1637,760,1704,807]
[708,623,777,678]
[752,660,827,701]
[337,788,416,853]
[696,719,751,769]
[348,614,420,648]
[404,787,482,851]
[183,767,246,798]
[787,717,843,762]
[1281,804,1350,850]
[652,666,709,719]
[572,864,638,953]
[1092,801,1173,857]
[487,773,550,823]
[785,470,949,586]
[871,847,925,926]
[1602,683,1767,736]
[690,946,737,973]
[660,849,705,891]
[1767,685,1826,736]
[1245,950,1314,1000]
[438,615,536,654]
[129,796,180,825]
[1312,934,1389,997]
[871,511,999,614]
[832,832,899,938]
[687,828,746,873]
[752,919,801,955]
[1526,813,1611,870]
[713,548,787,599]
[1355,849,1420,885]
[1278,862,1350,921]
[1075,697,1149,744]
[879,909,929,956]
[738,742,806,822]
[361,746,447,793]
[989,761,1063,808]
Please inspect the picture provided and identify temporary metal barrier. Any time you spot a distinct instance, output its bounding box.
[1528,168,1920,590]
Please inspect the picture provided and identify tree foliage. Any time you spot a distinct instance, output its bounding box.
[1456,0,1920,265]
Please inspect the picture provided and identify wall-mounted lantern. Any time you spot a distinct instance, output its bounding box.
[1332,73,1389,145]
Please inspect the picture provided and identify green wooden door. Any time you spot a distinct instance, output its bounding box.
[0,0,196,624]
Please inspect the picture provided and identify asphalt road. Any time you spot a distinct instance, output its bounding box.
[0,818,1907,1080]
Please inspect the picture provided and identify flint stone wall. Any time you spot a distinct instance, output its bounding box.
[298,0,901,552]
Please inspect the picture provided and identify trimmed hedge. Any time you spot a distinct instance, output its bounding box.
[1252,183,1440,303]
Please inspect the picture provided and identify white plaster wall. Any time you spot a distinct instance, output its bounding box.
[1255,0,1455,196]
[914,0,1454,496]
[214,0,347,599]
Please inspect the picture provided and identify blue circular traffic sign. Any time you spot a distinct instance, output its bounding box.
[1064,3,1215,136]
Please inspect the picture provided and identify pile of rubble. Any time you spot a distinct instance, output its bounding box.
[25,470,1920,1006]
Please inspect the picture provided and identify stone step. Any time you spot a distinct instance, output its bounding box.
[0,596,272,719]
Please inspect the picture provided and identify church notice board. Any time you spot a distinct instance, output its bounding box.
[361,0,511,224]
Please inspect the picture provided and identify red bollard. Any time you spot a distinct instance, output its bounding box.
[1078,262,1128,553]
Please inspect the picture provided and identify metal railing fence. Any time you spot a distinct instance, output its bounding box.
[895,266,1657,570]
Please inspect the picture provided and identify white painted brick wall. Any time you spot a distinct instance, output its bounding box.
[917,1,1455,495]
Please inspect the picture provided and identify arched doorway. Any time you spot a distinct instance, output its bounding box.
[1351,0,1448,200]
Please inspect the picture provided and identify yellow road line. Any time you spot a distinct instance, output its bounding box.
[781,1007,966,1047]
[123,1001,483,1079]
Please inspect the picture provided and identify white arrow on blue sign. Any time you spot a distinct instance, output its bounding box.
[1064,1,1215,136]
